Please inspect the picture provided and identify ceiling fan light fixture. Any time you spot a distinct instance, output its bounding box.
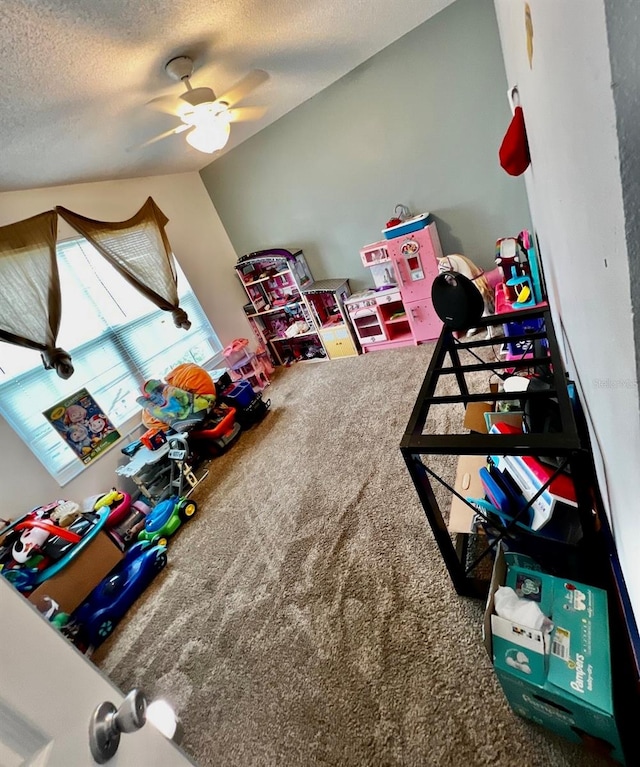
[185,119,231,154]
[179,100,231,125]
[139,56,267,154]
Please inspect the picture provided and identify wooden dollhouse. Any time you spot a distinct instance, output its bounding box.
[235,249,325,365]
[235,248,358,364]
[301,279,359,359]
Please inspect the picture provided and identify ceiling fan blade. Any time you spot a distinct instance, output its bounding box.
[215,70,269,108]
[228,106,268,123]
[144,94,181,115]
[130,124,189,151]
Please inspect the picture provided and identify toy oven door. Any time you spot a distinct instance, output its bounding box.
[348,304,387,344]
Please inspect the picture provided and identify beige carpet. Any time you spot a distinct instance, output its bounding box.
[95,344,612,766]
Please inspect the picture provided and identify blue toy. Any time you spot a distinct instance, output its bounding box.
[70,540,167,649]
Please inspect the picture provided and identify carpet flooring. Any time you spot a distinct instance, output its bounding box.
[94,344,613,766]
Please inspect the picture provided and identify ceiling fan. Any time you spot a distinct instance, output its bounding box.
[140,56,268,154]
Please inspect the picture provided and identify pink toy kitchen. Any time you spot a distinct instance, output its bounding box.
[344,213,444,352]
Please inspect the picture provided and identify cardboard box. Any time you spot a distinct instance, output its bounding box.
[483,546,625,764]
[28,530,123,615]
[448,454,488,534]
[463,402,494,433]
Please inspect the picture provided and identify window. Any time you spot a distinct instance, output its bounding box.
[0,238,222,485]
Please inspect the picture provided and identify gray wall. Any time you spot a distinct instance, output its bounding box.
[605,0,640,398]
[200,0,530,293]
[494,0,640,625]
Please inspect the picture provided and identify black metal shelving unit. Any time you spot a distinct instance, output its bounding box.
[400,306,600,599]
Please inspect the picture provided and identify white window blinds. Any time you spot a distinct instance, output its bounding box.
[0,238,221,485]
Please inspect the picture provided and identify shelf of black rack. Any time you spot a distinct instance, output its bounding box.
[399,306,602,598]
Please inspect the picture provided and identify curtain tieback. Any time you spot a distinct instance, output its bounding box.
[42,347,74,379]
[171,307,191,330]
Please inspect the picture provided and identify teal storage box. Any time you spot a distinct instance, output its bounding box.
[483,546,624,764]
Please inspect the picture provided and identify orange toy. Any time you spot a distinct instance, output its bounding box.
[166,363,216,397]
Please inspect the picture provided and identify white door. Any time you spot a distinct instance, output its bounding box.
[0,578,196,766]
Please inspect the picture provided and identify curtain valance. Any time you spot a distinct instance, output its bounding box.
[56,197,191,331]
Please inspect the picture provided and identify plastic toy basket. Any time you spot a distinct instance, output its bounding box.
[222,380,256,408]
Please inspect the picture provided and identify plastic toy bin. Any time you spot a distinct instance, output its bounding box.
[503,316,546,356]
[382,213,430,240]
[222,380,255,408]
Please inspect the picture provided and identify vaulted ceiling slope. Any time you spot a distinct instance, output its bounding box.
[0,0,455,192]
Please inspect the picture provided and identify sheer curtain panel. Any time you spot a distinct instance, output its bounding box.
[0,211,73,379]
[56,197,191,330]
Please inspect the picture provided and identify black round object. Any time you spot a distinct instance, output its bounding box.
[431,271,484,331]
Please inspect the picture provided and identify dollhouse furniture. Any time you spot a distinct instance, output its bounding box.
[222,338,272,390]
[301,279,359,359]
[235,248,327,365]
[227,351,271,391]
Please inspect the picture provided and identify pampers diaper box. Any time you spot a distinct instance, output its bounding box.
[483,546,624,764]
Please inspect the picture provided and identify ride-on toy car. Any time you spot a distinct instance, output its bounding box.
[70,539,167,650]
[92,488,132,529]
[138,434,197,546]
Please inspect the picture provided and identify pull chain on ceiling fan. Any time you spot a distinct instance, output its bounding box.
[138,56,268,154]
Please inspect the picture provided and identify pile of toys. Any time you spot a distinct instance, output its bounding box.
[1,362,272,654]
[0,499,107,595]
[0,483,197,654]
[117,362,270,504]
[495,230,545,310]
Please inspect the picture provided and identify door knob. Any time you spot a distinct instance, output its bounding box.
[89,689,147,763]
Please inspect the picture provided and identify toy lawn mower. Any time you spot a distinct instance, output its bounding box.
[137,434,197,546]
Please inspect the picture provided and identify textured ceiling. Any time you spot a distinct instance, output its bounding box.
[0,0,455,192]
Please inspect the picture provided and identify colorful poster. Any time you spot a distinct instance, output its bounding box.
[43,388,121,465]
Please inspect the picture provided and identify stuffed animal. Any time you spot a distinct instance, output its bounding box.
[437,254,495,316]
[140,364,217,435]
